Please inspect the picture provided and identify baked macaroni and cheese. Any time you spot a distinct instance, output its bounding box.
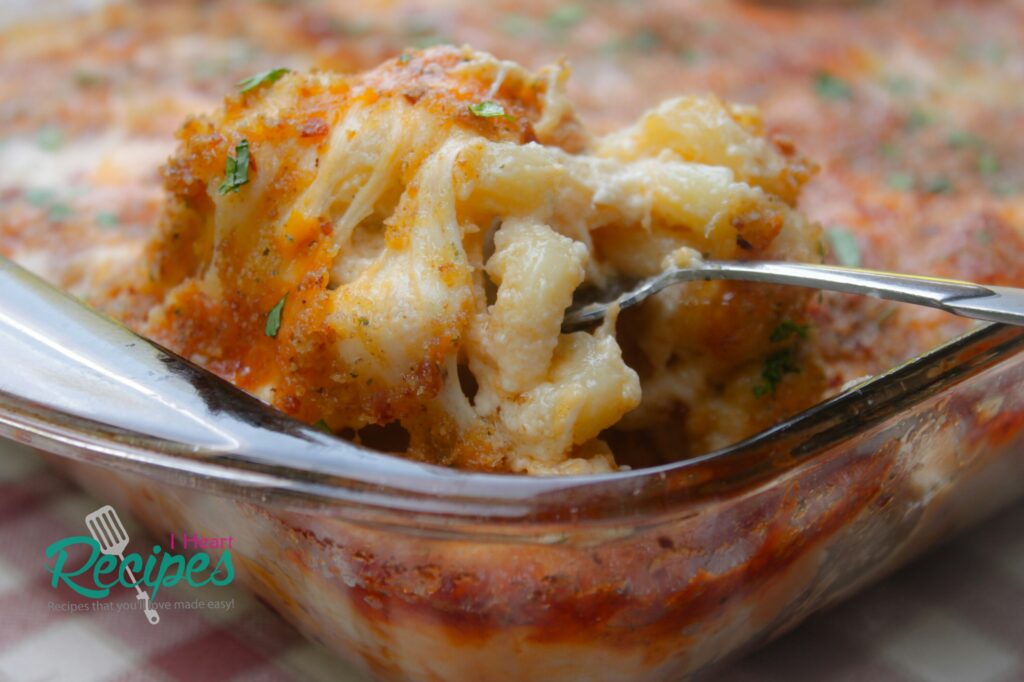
[2,2,1019,478]
[105,46,820,474]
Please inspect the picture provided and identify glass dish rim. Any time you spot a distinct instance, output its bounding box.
[2,320,1022,530]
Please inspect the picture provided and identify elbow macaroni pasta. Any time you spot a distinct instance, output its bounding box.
[138,46,823,474]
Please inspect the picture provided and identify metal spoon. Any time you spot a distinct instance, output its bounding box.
[562,260,1024,331]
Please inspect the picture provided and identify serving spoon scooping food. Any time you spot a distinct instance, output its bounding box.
[562,260,1024,332]
[0,250,1021,510]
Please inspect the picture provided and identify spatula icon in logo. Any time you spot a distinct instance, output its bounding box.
[85,505,160,625]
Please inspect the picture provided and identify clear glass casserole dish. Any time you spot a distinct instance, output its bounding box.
[2,252,1023,680]
[1,0,1022,676]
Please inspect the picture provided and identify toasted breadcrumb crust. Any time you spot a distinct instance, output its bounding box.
[130,47,822,473]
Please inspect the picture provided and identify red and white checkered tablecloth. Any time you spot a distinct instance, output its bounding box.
[1,438,1022,682]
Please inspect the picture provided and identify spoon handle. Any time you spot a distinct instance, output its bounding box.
[565,261,1024,330]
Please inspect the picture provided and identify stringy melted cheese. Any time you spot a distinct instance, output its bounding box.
[137,46,821,474]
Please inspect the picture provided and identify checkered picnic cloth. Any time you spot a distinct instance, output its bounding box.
[0,438,1022,682]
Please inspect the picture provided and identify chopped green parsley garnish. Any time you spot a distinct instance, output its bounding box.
[627,29,660,53]
[754,348,800,397]
[879,141,899,159]
[947,130,983,148]
[398,52,412,64]
[679,48,701,64]
[500,13,532,36]
[978,152,999,177]
[96,211,120,228]
[883,76,914,96]
[218,139,250,195]
[546,4,586,30]
[410,34,450,49]
[825,227,862,268]
[977,44,1006,65]
[924,176,953,194]
[358,316,370,327]
[905,108,932,132]
[813,72,851,101]
[886,171,915,191]
[770,320,810,343]
[238,68,290,94]
[25,188,54,206]
[756,321,810,397]
[36,127,63,152]
[48,204,73,222]
[468,101,514,121]
[265,293,287,338]
[313,418,332,434]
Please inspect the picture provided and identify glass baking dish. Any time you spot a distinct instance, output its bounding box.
[1,264,1023,681]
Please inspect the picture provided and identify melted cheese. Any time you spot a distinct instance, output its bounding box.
[131,46,821,474]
